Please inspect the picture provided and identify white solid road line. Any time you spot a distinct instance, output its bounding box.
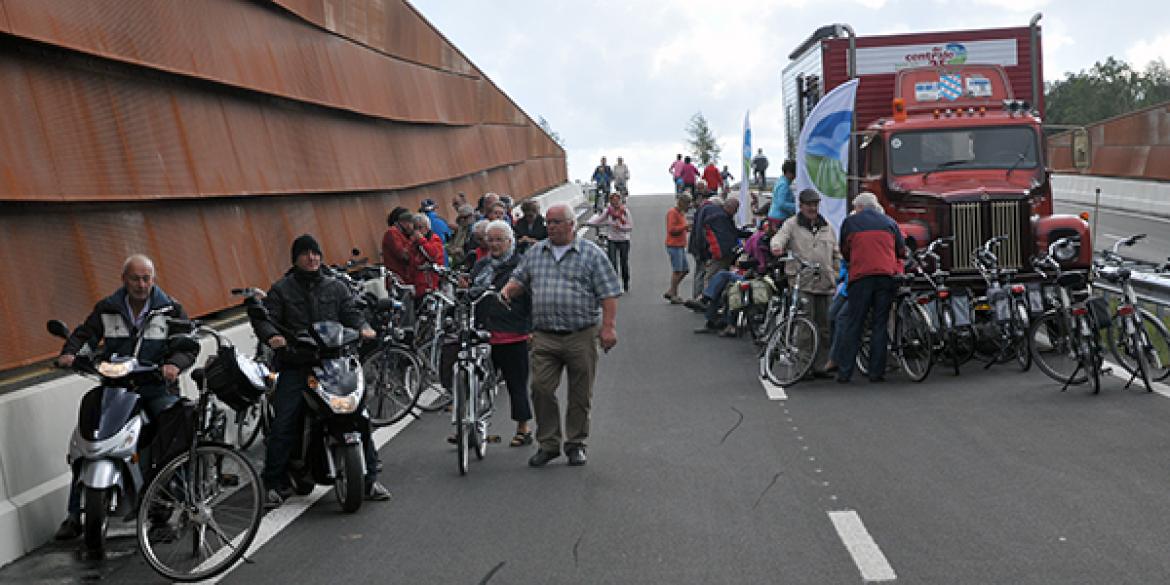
[828,510,897,583]
[759,376,788,400]
[198,413,416,584]
[1102,359,1170,397]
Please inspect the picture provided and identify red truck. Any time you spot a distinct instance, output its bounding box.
[782,16,1091,281]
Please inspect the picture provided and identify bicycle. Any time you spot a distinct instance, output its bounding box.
[970,235,1032,371]
[854,272,935,382]
[906,236,976,376]
[760,254,820,386]
[1027,236,1107,393]
[361,290,424,426]
[227,288,274,450]
[450,285,502,475]
[137,323,265,582]
[1097,234,1170,391]
[413,268,458,412]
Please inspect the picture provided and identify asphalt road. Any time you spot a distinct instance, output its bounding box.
[7,194,1170,584]
[1054,200,1170,266]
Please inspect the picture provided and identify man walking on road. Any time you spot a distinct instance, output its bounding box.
[751,148,769,189]
[836,192,905,383]
[501,203,622,467]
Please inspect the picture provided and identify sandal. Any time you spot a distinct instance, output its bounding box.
[509,431,533,447]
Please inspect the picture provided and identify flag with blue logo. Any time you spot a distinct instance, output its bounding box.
[739,110,751,227]
[939,74,962,100]
[794,78,858,233]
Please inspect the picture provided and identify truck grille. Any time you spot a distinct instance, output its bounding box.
[949,200,1029,270]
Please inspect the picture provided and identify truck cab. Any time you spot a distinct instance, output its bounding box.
[858,65,1091,282]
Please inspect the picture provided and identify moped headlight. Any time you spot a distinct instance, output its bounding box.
[98,361,133,378]
[326,393,358,414]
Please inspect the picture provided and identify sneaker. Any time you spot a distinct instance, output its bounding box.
[566,446,588,466]
[365,481,392,502]
[54,514,82,541]
[264,486,293,510]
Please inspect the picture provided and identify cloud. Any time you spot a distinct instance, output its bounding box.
[1127,34,1170,69]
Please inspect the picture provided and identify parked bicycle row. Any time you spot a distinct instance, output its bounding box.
[669,191,1169,393]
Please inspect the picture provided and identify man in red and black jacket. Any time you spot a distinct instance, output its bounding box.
[835,192,905,383]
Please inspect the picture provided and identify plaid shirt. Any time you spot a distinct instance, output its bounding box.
[510,237,622,331]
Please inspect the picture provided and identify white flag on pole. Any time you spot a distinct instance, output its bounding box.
[794,79,859,233]
[738,111,751,227]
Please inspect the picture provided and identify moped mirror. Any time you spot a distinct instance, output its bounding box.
[246,305,270,322]
[167,334,201,354]
[46,320,70,339]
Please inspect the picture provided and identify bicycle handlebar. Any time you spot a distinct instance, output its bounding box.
[1110,233,1147,255]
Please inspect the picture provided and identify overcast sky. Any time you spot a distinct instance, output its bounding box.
[412,0,1170,195]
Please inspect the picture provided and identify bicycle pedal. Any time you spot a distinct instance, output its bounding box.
[220,473,240,487]
[486,435,502,443]
[1101,367,1112,375]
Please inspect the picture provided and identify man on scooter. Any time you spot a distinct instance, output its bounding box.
[53,254,199,540]
[250,234,389,509]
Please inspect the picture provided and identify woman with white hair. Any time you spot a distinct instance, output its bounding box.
[468,220,534,446]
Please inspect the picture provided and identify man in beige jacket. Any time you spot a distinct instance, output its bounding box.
[770,189,842,377]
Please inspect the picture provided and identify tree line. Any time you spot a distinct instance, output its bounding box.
[1045,57,1170,126]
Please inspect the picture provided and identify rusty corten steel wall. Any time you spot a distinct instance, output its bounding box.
[0,0,566,371]
[1048,101,1170,181]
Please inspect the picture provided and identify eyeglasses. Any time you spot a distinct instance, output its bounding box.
[546,218,570,225]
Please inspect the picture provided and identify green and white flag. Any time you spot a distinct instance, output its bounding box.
[794,79,858,233]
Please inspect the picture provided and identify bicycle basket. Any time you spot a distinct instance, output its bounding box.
[204,346,267,411]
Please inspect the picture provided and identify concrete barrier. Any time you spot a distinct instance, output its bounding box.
[0,180,580,568]
[1052,174,1170,218]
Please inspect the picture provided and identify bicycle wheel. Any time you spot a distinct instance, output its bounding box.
[897,303,933,382]
[138,444,263,582]
[1012,301,1033,372]
[1029,311,1085,384]
[454,369,469,475]
[1085,323,1102,395]
[363,346,422,426]
[414,344,454,412]
[234,404,262,450]
[1131,328,1154,392]
[763,316,818,386]
[1108,309,1170,382]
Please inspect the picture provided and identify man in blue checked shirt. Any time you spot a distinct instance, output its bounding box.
[501,203,621,468]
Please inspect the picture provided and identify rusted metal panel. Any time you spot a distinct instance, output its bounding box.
[273,0,474,76]
[0,0,565,370]
[1,157,565,370]
[1,0,481,126]
[0,52,550,202]
[1047,102,1170,179]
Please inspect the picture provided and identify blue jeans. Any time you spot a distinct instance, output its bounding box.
[703,270,743,326]
[827,293,848,366]
[837,276,895,381]
[68,386,177,515]
[263,369,380,490]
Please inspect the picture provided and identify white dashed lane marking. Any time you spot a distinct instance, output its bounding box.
[829,510,897,582]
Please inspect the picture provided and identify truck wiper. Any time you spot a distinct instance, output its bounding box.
[1005,152,1027,178]
[922,159,969,181]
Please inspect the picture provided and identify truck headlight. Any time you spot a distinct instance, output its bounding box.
[1052,241,1077,262]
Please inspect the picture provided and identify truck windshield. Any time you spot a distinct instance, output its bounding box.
[889,126,1039,176]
